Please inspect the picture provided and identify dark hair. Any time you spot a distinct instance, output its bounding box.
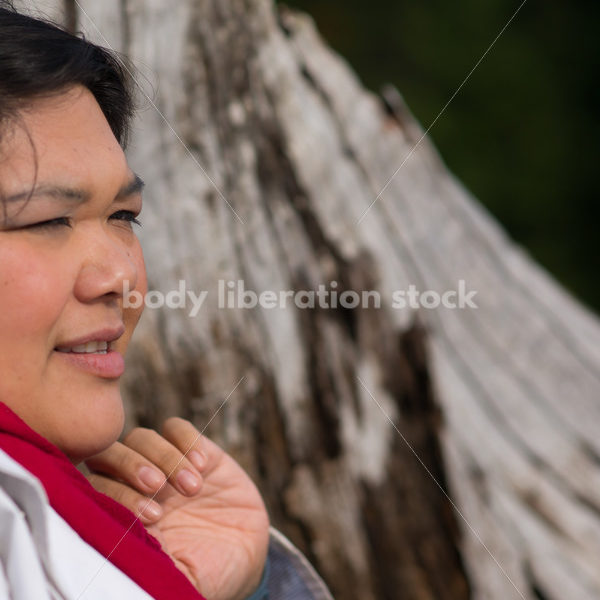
[0,2,135,147]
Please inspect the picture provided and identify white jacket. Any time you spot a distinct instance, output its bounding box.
[0,449,333,600]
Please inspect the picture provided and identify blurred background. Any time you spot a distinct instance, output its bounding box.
[280,0,599,313]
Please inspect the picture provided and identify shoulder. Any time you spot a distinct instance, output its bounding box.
[264,527,335,600]
[0,449,152,600]
[0,449,55,599]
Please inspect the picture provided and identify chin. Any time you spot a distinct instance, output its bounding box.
[57,388,126,463]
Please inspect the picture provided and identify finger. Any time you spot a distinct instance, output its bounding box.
[161,417,206,466]
[161,417,231,479]
[161,417,224,474]
[122,427,204,496]
[87,473,163,524]
[85,441,167,496]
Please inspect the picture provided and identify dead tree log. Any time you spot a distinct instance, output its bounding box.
[20,1,600,598]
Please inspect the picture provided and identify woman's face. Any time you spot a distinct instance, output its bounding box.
[0,86,147,462]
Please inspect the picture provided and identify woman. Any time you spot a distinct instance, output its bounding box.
[0,4,332,600]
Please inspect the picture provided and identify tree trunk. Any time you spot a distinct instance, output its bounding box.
[22,1,600,599]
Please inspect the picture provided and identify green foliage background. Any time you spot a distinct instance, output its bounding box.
[280,0,599,313]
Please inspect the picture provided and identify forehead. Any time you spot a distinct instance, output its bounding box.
[0,85,130,197]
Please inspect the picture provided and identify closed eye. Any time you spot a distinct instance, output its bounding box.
[110,210,142,227]
[24,217,72,230]
[13,212,141,231]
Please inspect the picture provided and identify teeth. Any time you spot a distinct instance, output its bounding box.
[58,341,109,354]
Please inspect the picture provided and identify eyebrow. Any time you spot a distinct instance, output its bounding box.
[115,174,145,200]
[4,173,145,204]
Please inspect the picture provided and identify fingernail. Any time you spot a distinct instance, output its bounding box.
[139,466,165,489]
[139,500,162,520]
[188,450,207,470]
[177,469,201,494]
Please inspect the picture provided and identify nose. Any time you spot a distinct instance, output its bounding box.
[73,228,139,305]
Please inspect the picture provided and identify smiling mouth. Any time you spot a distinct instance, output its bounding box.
[55,340,116,354]
[53,339,125,379]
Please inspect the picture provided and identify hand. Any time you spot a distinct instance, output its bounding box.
[85,417,270,600]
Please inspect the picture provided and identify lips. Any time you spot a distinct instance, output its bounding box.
[55,326,125,354]
[57,340,111,354]
[54,326,126,378]
[55,350,125,379]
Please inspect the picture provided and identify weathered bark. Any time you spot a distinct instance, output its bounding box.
[20,1,600,599]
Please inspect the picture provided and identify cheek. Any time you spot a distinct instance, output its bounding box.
[0,242,70,355]
[135,241,148,297]
[123,240,147,331]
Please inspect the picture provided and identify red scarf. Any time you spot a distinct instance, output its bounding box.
[0,402,205,600]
